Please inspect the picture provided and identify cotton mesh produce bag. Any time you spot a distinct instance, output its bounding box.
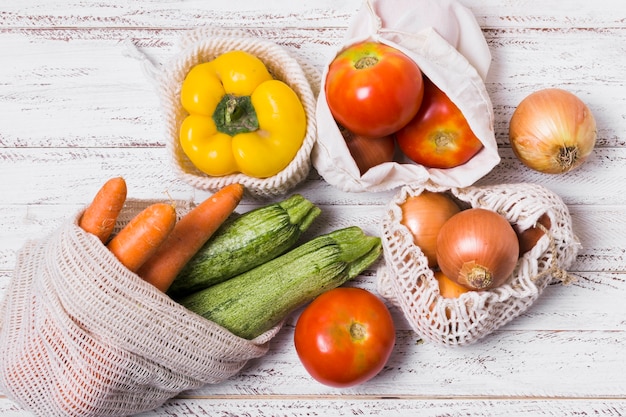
[0,201,281,417]
[377,183,580,346]
[125,27,319,198]
[312,0,500,193]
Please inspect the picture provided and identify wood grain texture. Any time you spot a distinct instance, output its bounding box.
[1,0,625,415]
[1,28,624,148]
[134,399,626,417]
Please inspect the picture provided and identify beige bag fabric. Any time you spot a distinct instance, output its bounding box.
[0,201,280,416]
[377,183,580,346]
[125,28,319,198]
[312,0,500,193]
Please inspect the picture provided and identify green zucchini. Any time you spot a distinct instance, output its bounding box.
[179,226,382,340]
[168,194,321,299]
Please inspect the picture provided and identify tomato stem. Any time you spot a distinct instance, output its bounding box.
[433,131,458,150]
[349,322,367,341]
[354,56,379,70]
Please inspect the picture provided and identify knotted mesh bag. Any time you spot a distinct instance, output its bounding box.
[377,183,580,346]
[147,27,319,198]
[0,200,281,416]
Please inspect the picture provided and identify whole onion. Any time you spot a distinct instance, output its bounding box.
[509,88,597,174]
[400,191,461,267]
[436,208,519,290]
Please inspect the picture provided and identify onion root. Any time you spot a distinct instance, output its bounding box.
[460,262,493,290]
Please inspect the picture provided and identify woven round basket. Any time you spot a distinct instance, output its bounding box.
[158,28,319,197]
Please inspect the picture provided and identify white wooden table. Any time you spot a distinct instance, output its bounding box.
[2,0,625,415]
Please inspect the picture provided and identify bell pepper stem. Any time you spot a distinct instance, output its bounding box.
[225,97,242,123]
[213,94,260,136]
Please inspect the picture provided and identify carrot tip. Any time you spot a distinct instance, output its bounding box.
[79,177,128,243]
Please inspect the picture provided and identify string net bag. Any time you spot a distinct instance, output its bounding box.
[125,27,319,198]
[377,183,581,346]
[312,0,500,193]
[0,200,281,416]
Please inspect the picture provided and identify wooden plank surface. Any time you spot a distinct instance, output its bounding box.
[1,0,625,415]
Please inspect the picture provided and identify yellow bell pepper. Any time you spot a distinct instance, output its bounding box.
[179,50,307,178]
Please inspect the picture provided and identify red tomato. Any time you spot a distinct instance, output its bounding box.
[294,287,396,388]
[396,77,484,168]
[325,41,424,138]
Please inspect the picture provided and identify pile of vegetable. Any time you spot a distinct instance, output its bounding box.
[178,226,382,340]
[399,190,550,295]
[79,177,245,291]
[325,41,484,174]
[179,50,307,179]
[72,35,596,394]
[79,178,389,387]
[167,193,322,298]
[325,41,597,176]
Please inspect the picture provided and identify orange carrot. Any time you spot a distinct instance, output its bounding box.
[137,183,245,292]
[79,177,127,243]
[107,202,177,272]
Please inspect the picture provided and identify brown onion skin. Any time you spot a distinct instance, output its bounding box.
[509,88,597,174]
[340,125,396,175]
[436,208,520,290]
[434,270,470,299]
[416,270,471,320]
[400,191,461,267]
[515,213,552,256]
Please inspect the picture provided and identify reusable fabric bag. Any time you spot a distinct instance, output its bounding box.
[0,201,281,416]
[377,183,580,346]
[312,0,500,192]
